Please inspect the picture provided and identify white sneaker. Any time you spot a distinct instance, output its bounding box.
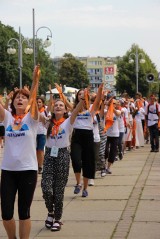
[88,179,94,186]
[106,168,112,174]
[101,169,106,177]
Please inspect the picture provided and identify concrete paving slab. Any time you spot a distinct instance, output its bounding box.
[31,221,116,239]
[134,207,160,222]
[64,185,133,200]
[141,186,160,200]
[64,199,127,211]
[146,175,160,185]
[85,186,133,200]
[137,200,160,211]
[108,168,143,176]
[93,175,138,186]
[63,209,122,221]
[128,222,160,239]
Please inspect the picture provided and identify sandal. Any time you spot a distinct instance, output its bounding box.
[45,213,54,229]
[51,221,63,231]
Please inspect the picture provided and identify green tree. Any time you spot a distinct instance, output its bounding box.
[116,44,158,97]
[57,53,89,89]
[0,22,19,92]
[0,22,56,95]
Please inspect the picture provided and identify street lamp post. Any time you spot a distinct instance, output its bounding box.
[7,27,33,88]
[129,46,145,93]
[33,8,52,66]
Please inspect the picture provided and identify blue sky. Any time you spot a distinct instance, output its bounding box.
[1,0,160,70]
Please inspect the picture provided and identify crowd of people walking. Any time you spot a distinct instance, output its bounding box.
[0,66,160,238]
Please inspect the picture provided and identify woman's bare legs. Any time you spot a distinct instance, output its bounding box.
[3,218,16,239]
[83,177,88,190]
[3,218,31,239]
[19,219,31,239]
[75,172,81,185]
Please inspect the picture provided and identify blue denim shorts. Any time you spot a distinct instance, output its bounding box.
[36,134,46,150]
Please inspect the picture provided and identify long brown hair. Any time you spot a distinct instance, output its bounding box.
[73,89,84,108]
[73,89,90,109]
[47,99,69,138]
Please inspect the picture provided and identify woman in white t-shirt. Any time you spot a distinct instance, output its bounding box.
[71,85,103,198]
[117,100,128,160]
[41,98,84,232]
[0,66,39,239]
[105,98,121,174]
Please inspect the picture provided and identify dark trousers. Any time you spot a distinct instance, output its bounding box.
[93,141,100,172]
[71,129,95,179]
[105,137,119,164]
[1,170,37,220]
[148,124,159,150]
[118,132,124,153]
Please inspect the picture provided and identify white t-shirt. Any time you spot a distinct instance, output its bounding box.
[118,108,127,133]
[1,110,38,171]
[45,117,73,148]
[73,109,93,130]
[135,107,145,122]
[106,111,120,137]
[37,111,47,135]
[145,103,160,126]
[93,115,100,142]
[0,122,4,126]
[142,100,148,120]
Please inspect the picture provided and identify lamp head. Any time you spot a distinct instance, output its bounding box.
[7,47,16,54]
[129,59,134,64]
[24,48,33,55]
[43,37,52,47]
[140,59,145,64]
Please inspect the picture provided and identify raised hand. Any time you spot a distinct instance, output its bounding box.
[24,85,30,94]
[54,83,63,94]
[48,84,52,93]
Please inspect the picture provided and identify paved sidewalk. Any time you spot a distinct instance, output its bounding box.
[0,144,160,239]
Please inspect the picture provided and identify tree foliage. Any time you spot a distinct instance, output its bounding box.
[57,53,89,89]
[116,44,158,97]
[0,22,56,95]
